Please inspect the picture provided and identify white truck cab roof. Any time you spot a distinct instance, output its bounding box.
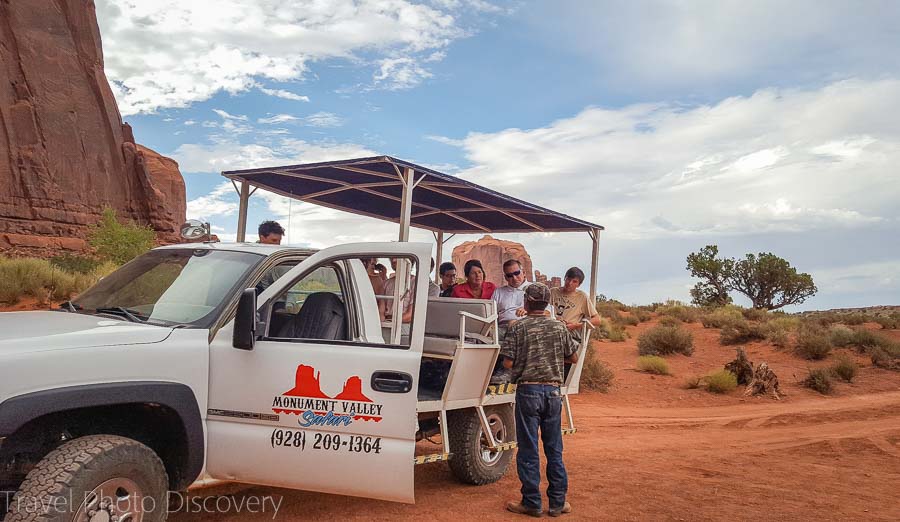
[155,241,319,257]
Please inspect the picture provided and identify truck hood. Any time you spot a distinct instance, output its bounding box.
[0,311,174,354]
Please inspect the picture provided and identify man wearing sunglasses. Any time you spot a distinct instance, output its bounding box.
[492,259,531,330]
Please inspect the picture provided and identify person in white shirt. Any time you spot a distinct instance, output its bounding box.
[492,259,530,330]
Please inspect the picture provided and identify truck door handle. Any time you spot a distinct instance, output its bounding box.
[371,371,413,394]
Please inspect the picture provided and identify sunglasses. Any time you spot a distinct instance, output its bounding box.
[504,270,522,278]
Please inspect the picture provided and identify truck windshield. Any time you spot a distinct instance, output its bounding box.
[73,249,264,328]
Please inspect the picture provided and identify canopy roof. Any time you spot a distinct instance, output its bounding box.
[222,155,603,234]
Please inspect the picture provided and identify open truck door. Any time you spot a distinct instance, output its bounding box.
[206,242,432,503]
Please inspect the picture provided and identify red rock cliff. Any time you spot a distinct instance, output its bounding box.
[452,235,534,288]
[0,0,185,256]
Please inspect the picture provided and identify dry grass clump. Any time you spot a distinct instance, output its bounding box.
[828,325,857,347]
[741,307,770,322]
[683,375,703,389]
[657,301,699,323]
[700,306,744,328]
[636,355,670,375]
[875,315,900,330]
[830,355,858,383]
[580,344,615,392]
[801,368,833,394]
[0,257,115,305]
[592,318,628,342]
[719,319,767,345]
[658,315,681,327]
[617,314,640,327]
[637,325,694,356]
[760,320,793,348]
[704,370,738,394]
[794,326,833,360]
[634,310,652,322]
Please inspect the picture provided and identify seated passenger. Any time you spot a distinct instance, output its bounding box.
[362,257,386,296]
[450,259,496,300]
[438,262,458,297]
[380,258,416,324]
[550,266,602,341]
[427,259,441,298]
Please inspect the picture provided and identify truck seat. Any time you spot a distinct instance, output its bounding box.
[276,292,348,341]
[423,297,495,357]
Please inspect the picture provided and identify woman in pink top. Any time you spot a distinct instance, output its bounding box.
[451,259,496,299]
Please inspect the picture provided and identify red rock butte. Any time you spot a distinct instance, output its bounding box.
[451,235,534,288]
[284,365,330,399]
[334,376,373,403]
[0,0,186,256]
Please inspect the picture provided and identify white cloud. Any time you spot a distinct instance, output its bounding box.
[257,112,345,127]
[257,114,301,125]
[172,138,376,174]
[303,112,344,128]
[528,1,900,93]
[95,0,486,114]
[212,109,247,121]
[257,86,310,102]
[186,182,238,220]
[447,79,900,240]
[373,57,433,90]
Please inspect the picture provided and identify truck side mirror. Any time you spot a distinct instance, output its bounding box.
[233,288,257,350]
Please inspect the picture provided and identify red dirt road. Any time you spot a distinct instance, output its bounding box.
[172,320,900,521]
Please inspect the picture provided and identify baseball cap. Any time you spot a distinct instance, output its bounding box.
[524,282,551,303]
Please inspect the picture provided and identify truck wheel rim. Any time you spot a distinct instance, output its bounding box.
[75,477,145,522]
[479,412,507,465]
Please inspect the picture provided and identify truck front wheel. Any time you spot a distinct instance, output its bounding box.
[447,405,514,485]
[5,435,169,522]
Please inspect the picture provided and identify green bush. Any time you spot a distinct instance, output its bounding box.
[700,306,744,328]
[88,207,155,265]
[580,344,615,392]
[760,320,793,348]
[593,318,628,342]
[719,319,767,345]
[705,370,738,394]
[802,368,833,394]
[657,302,698,323]
[637,325,694,356]
[607,324,628,342]
[794,328,833,360]
[830,355,858,383]
[636,355,670,375]
[841,313,869,326]
[875,316,899,330]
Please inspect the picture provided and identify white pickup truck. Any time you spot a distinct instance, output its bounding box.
[0,241,589,522]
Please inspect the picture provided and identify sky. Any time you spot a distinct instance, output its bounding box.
[95,0,900,310]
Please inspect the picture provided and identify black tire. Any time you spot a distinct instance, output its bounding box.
[5,435,169,522]
[447,405,515,485]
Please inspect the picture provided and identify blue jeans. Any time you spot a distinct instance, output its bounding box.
[515,384,567,511]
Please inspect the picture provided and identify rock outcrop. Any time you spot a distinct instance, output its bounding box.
[451,235,533,287]
[0,0,185,256]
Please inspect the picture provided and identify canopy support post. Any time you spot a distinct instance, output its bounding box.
[589,228,601,302]
[434,231,444,284]
[236,181,250,242]
[398,167,414,242]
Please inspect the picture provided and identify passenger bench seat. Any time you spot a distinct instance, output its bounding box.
[423,297,496,357]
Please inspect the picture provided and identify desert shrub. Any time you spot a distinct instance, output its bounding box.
[705,370,738,394]
[657,302,698,323]
[636,355,670,375]
[596,304,622,323]
[843,330,898,353]
[760,320,792,348]
[801,368,833,394]
[634,310,652,322]
[0,257,111,304]
[841,313,869,326]
[617,314,640,327]
[50,254,101,274]
[593,318,628,342]
[683,376,703,389]
[830,355,858,383]
[88,207,155,265]
[794,328,833,360]
[719,319,767,345]
[875,316,899,330]
[637,325,694,356]
[828,325,856,348]
[580,344,615,392]
[701,306,744,328]
[742,307,770,322]
[658,315,681,327]
[871,346,900,370]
